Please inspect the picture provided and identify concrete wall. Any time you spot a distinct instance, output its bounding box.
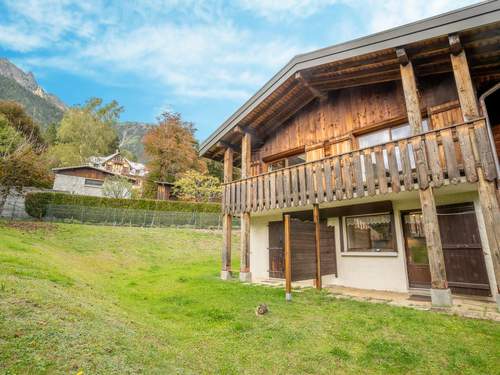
[248,184,497,297]
[53,174,103,197]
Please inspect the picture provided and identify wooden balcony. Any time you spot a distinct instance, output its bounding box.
[222,118,497,215]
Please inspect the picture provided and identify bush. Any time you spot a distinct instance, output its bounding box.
[25,192,221,219]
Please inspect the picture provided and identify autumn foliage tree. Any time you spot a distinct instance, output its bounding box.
[0,109,51,211]
[142,112,206,197]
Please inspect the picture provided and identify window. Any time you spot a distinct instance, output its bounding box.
[357,119,429,172]
[268,153,306,171]
[345,213,395,252]
[357,119,429,149]
[84,179,104,187]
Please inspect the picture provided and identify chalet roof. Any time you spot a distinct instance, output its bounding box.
[52,165,117,175]
[199,0,500,161]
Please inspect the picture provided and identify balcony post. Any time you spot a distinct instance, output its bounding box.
[449,34,500,309]
[397,47,452,307]
[221,147,233,280]
[313,204,322,290]
[240,132,252,282]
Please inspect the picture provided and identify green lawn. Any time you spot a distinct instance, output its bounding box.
[0,221,499,375]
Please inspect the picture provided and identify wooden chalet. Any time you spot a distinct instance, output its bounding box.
[200,1,500,308]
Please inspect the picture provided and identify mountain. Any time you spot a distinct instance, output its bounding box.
[0,58,66,127]
[117,121,155,162]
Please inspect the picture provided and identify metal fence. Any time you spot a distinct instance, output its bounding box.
[44,204,240,229]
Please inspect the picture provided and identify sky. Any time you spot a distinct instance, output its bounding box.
[0,0,481,142]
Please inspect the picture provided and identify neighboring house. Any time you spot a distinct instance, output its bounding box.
[89,150,148,189]
[155,181,175,200]
[200,2,500,309]
[52,165,135,197]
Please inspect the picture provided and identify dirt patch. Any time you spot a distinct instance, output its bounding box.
[2,221,57,233]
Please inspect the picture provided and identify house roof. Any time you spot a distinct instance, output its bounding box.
[199,0,500,160]
[52,165,116,175]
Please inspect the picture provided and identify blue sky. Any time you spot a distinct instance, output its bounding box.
[0,0,479,142]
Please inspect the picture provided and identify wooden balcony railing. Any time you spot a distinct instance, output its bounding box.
[222,118,497,215]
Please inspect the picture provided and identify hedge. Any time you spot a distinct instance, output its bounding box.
[25,192,221,219]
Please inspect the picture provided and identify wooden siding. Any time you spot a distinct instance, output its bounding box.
[252,74,459,169]
[223,118,496,215]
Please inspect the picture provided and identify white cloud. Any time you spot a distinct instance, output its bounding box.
[0,0,481,105]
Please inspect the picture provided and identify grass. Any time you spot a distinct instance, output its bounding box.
[0,221,499,375]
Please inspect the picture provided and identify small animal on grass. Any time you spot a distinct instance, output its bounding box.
[255,304,269,316]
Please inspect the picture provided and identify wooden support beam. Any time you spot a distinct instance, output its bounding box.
[233,125,263,145]
[399,52,424,134]
[399,51,451,305]
[284,214,292,301]
[420,188,448,290]
[240,133,252,281]
[313,204,321,290]
[396,47,409,66]
[217,140,240,154]
[449,34,480,121]
[449,37,500,302]
[295,71,328,101]
[221,147,233,280]
[449,33,463,56]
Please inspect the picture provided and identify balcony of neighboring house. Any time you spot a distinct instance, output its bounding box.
[221,117,497,215]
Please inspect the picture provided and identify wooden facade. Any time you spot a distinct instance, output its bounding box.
[202,3,500,307]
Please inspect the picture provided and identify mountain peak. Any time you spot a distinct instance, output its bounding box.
[0,58,66,111]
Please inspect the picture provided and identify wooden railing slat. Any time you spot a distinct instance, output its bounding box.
[457,125,477,183]
[268,172,275,209]
[474,121,497,181]
[386,143,400,193]
[306,164,315,204]
[291,168,299,206]
[333,157,343,200]
[363,150,376,196]
[398,140,413,190]
[257,175,263,210]
[299,165,307,205]
[412,138,429,189]
[441,128,459,184]
[316,162,325,203]
[283,169,291,207]
[374,146,387,194]
[352,151,364,198]
[277,170,284,208]
[424,132,443,187]
[264,174,270,210]
[324,159,334,201]
[342,155,353,199]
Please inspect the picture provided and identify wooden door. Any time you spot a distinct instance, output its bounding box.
[403,203,491,296]
[438,204,491,296]
[268,221,284,278]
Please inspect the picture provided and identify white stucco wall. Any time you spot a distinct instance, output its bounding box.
[53,174,103,197]
[248,184,497,297]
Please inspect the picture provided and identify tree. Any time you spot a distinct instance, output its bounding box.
[0,100,45,148]
[0,112,52,211]
[48,98,122,167]
[102,175,133,199]
[143,111,206,197]
[43,122,58,145]
[173,170,221,202]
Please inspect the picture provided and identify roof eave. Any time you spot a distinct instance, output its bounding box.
[199,0,500,158]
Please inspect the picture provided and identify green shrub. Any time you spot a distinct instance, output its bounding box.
[25,192,221,219]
